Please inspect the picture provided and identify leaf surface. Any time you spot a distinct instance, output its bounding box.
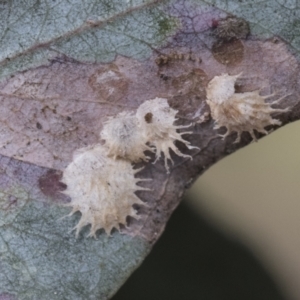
[0,1,300,299]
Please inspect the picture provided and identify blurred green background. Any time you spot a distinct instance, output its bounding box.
[113,121,300,300]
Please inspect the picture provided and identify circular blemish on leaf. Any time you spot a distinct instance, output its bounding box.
[171,68,208,96]
[169,68,209,116]
[38,169,66,198]
[212,39,244,66]
[88,64,129,102]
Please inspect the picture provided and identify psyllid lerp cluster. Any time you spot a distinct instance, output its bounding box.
[62,73,289,238]
[205,73,289,143]
[61,97,197,238]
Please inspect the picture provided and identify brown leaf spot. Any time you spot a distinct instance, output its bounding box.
[169,68,209,116]
[171,68,208,97]
[38,169,66,197]
[212,39,244,66]
[88,64,129,102]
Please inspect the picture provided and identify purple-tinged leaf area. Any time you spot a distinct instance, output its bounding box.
[0,40,298,171]
[1,0,300,299]
[38,170,67,199]
[0,293,17,300]
[0,156,67,211]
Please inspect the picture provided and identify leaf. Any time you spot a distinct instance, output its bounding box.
[0,0,300,299]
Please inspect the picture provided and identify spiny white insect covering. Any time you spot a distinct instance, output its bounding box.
[101,111,152,162]
[136,97,198,172]
[61,144,148,238]
[206,73,289,143]
[62,97,198,237]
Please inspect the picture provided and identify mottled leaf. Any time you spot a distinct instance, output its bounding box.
[0,1,300,299]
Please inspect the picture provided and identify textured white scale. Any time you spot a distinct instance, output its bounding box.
[136,97,198,172]
[206,73,289,143]
[61,145,146,238]
[62,97,198,237]
[101,111,152,162]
